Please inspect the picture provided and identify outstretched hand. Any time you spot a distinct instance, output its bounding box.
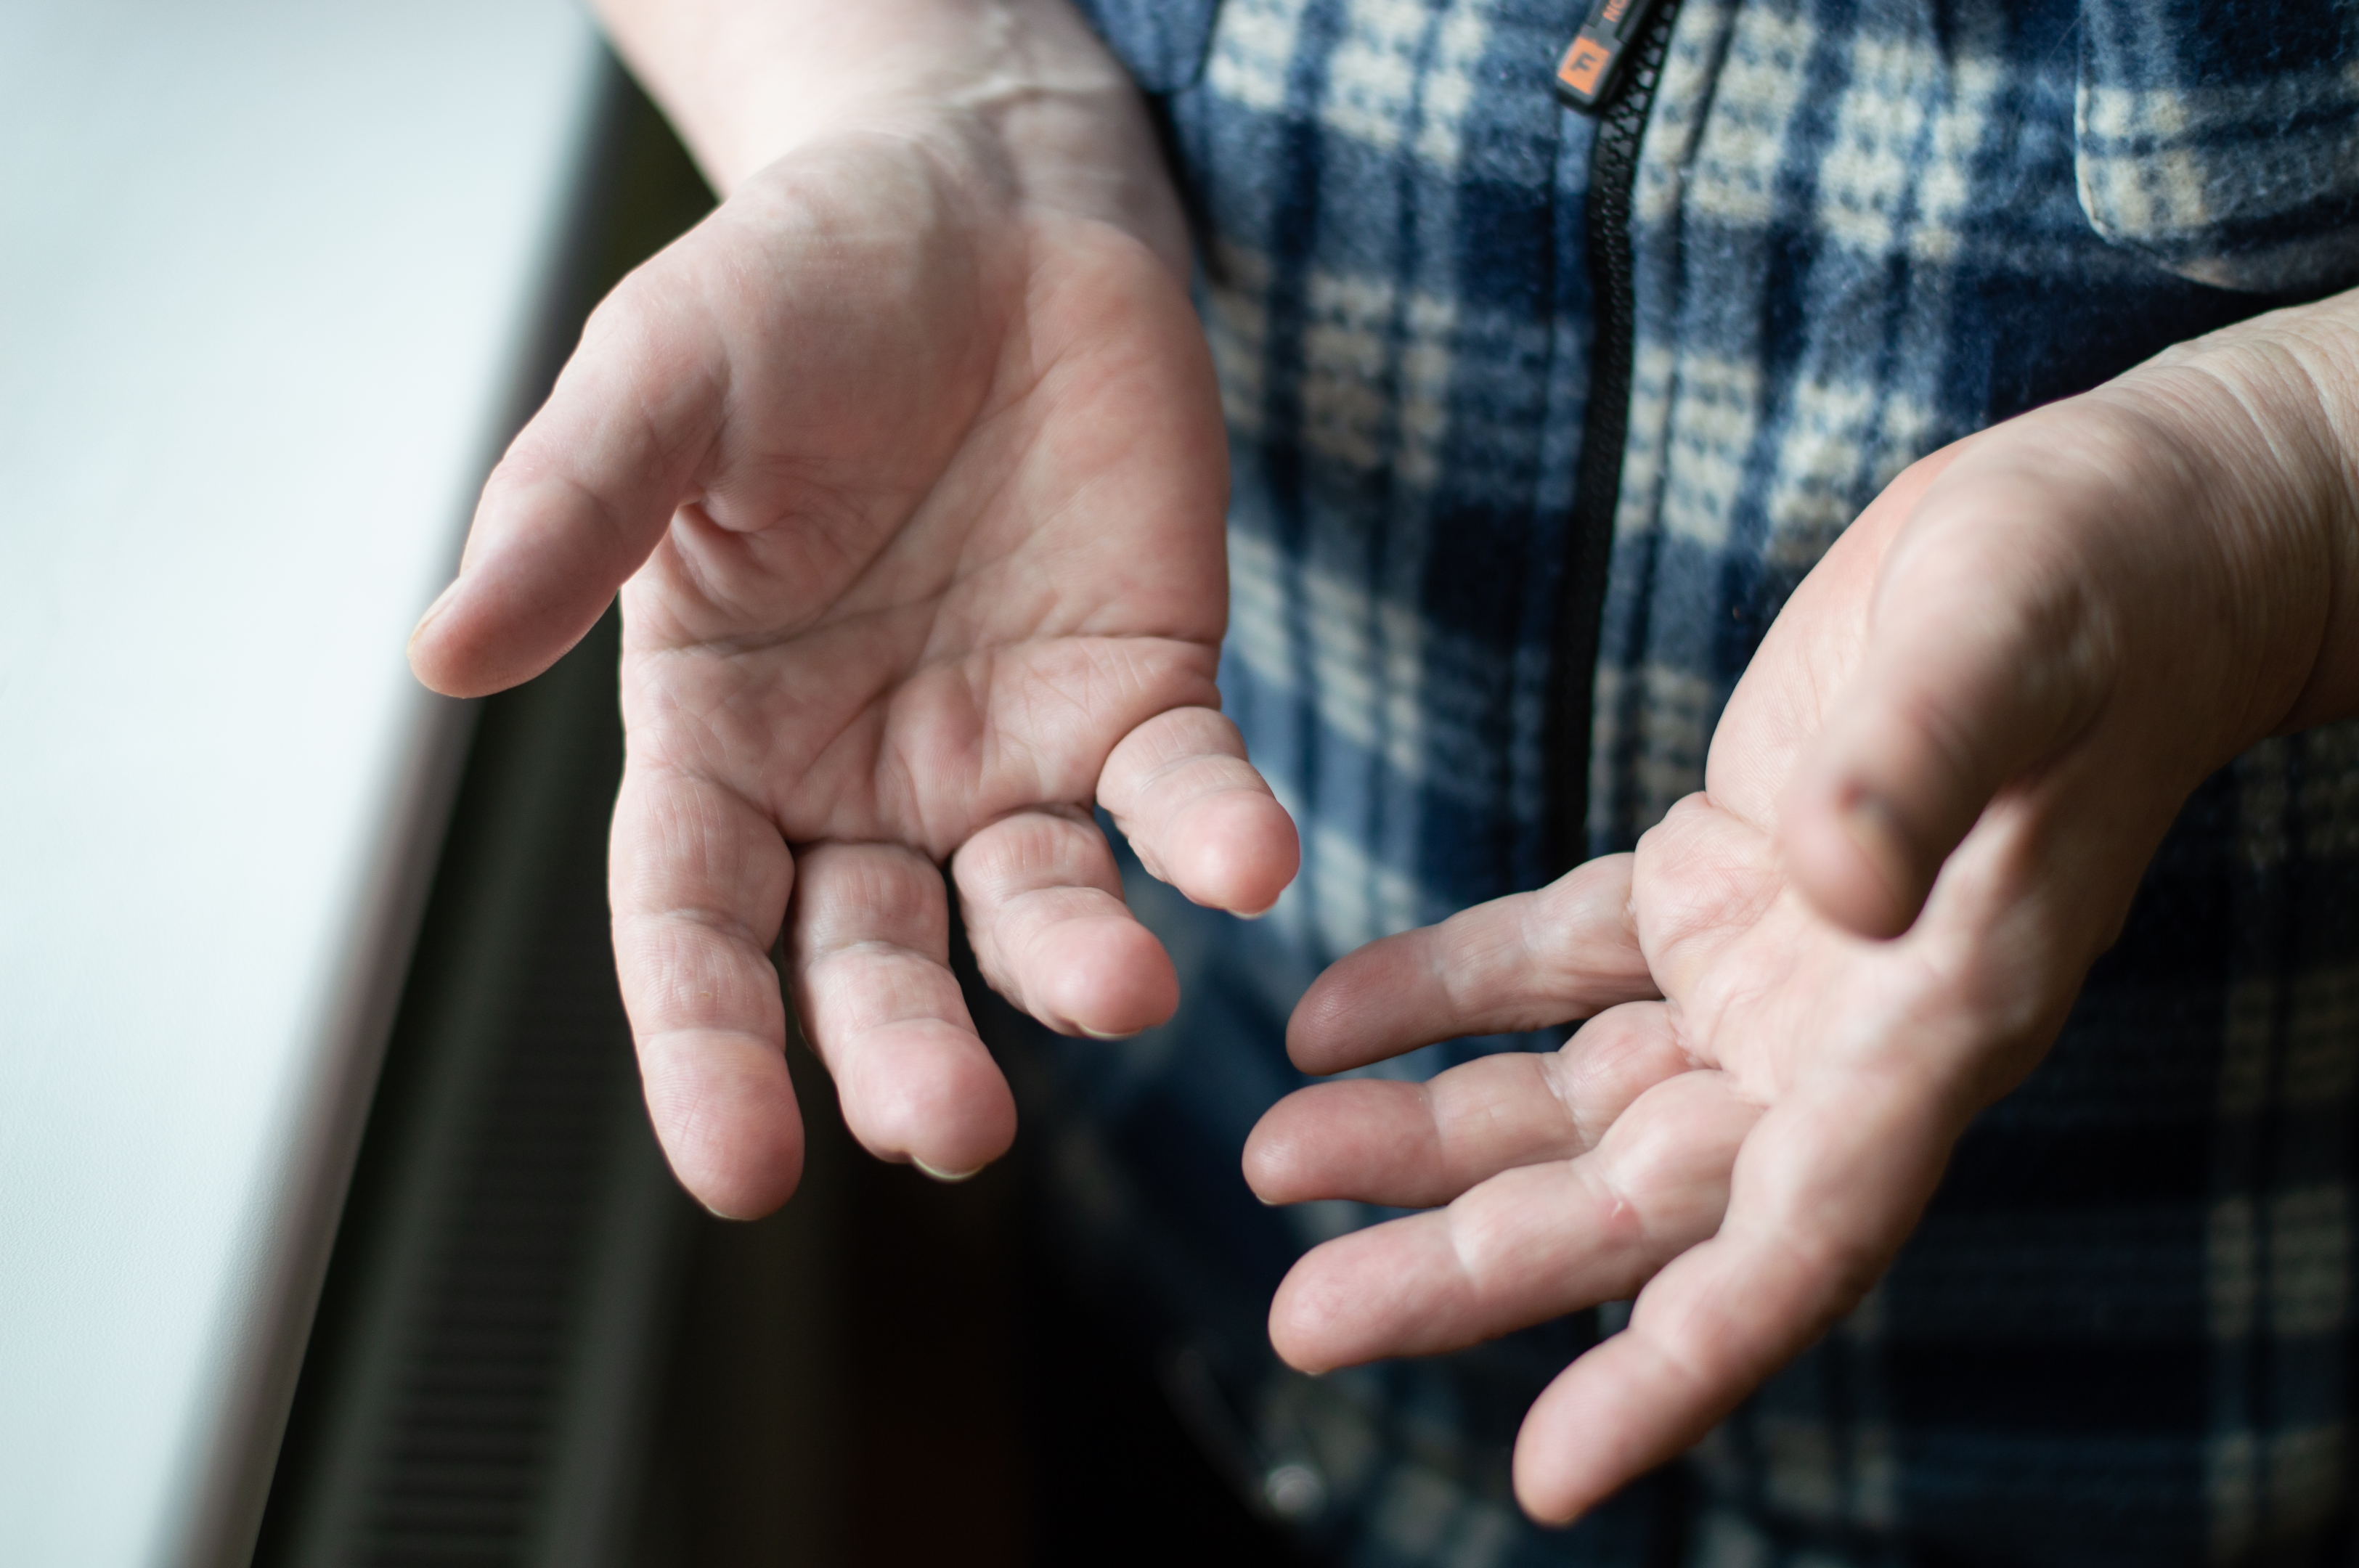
[1245,298,2359,1520]
[410,118,1295,1216]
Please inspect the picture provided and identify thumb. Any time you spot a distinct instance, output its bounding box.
[408,261,722,698]
[1778,461,2113,937]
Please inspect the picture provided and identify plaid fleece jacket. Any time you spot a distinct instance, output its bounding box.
[1011,1,2359,1563]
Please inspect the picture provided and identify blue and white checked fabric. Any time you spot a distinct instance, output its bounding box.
[2077,0,2359,293]
[1007,1,2359,1563]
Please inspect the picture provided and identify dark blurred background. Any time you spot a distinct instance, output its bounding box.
[248,62,1310,1568]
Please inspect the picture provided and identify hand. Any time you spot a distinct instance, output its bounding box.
[1243,294,2359,1519]
[408,3,1297,1216]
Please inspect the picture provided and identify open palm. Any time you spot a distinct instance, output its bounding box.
[1244,324,2343,1520]
[412,134,1296,1215]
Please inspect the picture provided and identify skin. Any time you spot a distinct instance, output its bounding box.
[407,0,2359,1531]
[1250,303,2359,1519]
[408,0,1299,1213]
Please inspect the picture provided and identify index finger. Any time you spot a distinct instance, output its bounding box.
[1285,855,1658,1075]
[1244,1001,1692,1208]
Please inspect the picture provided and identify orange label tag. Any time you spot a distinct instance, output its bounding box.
[1557,36,1610,95]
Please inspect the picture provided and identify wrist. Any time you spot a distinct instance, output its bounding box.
[593,0,1189,271]
[2108,290,2359,745]
[2231,292,2359,736]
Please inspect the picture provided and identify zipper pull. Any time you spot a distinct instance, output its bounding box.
[1551,0,1666,111]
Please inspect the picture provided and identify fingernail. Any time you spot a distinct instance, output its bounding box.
[1838,789,1904,854]
[1079,1025,1144,1041]
[1837,791,1918,904]
[1231,901,1276,921]
[913,1156,982,1184]
[407,577,462,650]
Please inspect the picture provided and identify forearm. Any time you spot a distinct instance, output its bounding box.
[592,0,1187,267]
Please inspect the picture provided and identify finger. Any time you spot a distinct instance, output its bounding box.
[610,764,803,1219]
[1777,460,2110,938]
[1267,1070,1761,1372]
[950,807,1179,1039]
[1097,706,1299,917]
[1244,1001,1690,1207]
[1285,855,1656,1075]
[1508,1066,1956,1524]
[410,254,722,698]
[787,840,1019,1180]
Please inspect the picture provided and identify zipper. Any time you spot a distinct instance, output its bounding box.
[1551,0,1671,110]
[1545,0,1684,876]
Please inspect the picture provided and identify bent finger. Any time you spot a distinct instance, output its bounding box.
[410,252,723,698]
[1778,460,2116,938]
[1097,706,1299,917]
[1287,855,1656,1075]
[787,840,1017,1179]
[1244,1001,1690,1207]
[610,764,802,1219]
[950,807,1178,1039]
[1268,1070,1761,1371]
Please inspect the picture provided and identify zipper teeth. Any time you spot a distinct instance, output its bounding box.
[1547,0,1684,877]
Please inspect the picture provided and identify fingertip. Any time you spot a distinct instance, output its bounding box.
[1165,788,1300,915]
[405,530,620,699]
[1509,1443,1588,1528]
[1268,1228,1413,1375]
[1284,946,1395,1074]
[1030,915,1179,1039]
[1510,1363,1635,1527]
[404,577,491,699]
[1509,1240,1811,1526]
[686,1147,805,1222]
[835,1021,1018,1177]
[1241,1095,1311,1202]
[405,577,460,668]
[1284,977,1351,1074]
[1266,1270,1336,1375]
[907,1100,1018,1186]
[640,1029,805,1220]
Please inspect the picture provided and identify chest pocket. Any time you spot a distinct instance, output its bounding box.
[1067,0,1223,94]
[2076,0,2359,295]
